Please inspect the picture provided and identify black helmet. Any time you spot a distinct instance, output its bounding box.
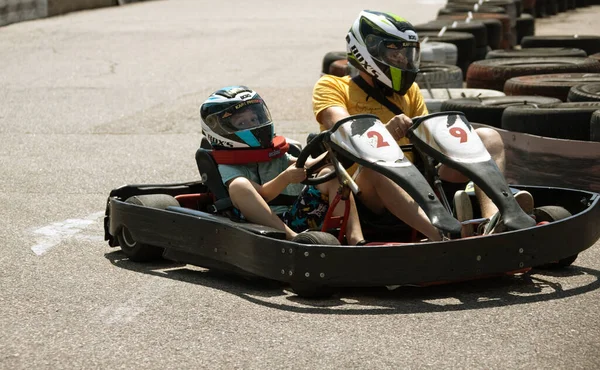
[347,10,421,95]
[200,86,274,149]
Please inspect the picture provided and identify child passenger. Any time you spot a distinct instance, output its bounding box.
[200,86,365,245]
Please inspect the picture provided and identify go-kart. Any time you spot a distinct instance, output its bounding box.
[103,112,600,298]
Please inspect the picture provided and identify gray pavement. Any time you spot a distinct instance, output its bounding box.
[1,0,600,368]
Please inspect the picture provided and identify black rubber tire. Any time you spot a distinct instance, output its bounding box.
[504,73,600,101]
[416,31,477,78]
[289,231,340,298]
[292,231,341,245]
[437,12,513,50]
[416,63,464,89]
[567,83,600,102]
[533,206,578,269]
[328,59,349,77]
[466,57,600,92]
[447,0,522,18]
[440,95,560,127]
[475,45,490,61]
[535,0,548,17]
[501,102,600,140]
[590,110,600,142]
[321,51,346,75]
[516,13,535,45]
[438,5,507,16]
[521,35,600,56]
[476,18,503,50]
[487,48,587,59]
[546,0,558,15]
[117,194,180,261]
[414,19,488,48]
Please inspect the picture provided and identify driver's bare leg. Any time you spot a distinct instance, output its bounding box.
[228,177,297,240]
[355,167,442,241]
[438,127,505,219]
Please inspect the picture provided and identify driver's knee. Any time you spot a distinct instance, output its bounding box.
[315,166,336,194]
[476,128,504,158]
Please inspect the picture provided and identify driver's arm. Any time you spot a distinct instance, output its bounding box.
[316,106,351,130]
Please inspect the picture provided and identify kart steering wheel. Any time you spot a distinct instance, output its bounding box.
[295,131,338,185]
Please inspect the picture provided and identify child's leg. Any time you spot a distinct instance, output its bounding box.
[315,167,365,245]
[228,177,297,240]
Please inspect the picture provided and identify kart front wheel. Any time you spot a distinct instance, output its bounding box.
[534,205,578,269]
[289,231,340,299]
[117,194,180,262]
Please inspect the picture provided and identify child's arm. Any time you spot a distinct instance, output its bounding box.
[256,163,306,202]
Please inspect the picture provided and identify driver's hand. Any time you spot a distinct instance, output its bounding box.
[386,114,413,141]
[283,164,307,184]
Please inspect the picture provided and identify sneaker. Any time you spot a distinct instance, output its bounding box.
[484,190,534,234]
[454,190,474,238]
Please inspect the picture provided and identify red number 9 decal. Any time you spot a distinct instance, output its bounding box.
[449,127,468,143]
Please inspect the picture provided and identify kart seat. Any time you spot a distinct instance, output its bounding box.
[195,136,300,214]
[195,137,233,213]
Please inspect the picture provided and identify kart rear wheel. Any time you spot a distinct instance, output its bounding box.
[118,194,180,262]
[289,231,340,299]
[533,206,578,268]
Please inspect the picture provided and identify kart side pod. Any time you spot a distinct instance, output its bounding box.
[409,112,536,231]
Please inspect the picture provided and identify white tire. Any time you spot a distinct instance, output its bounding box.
[421,41,458,66]
[422,88,506,113]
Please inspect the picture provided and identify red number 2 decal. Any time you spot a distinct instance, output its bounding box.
[449,127,468,143]
[367,131,390,148]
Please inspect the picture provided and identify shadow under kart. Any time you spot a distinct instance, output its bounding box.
[103,112,600,297]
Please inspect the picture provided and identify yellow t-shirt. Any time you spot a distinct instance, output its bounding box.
[312,74,429,165]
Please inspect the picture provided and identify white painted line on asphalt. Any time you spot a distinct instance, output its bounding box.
[30,211,105,255]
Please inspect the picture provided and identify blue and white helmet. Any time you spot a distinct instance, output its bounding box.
[200,86,274,149]
[347,10,421,95]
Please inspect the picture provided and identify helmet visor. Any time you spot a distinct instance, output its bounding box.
[367,35,420,71]
[205,99,272,135]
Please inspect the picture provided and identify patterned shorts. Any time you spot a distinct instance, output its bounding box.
[280,185,329,233]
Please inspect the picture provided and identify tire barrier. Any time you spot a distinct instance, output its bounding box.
[422,88,506,112]
[414,20,489,52]
[437,12,514,50]
[447,0,522,18]
[521,0,537,14]
[327,59,349,77]
[486,47,587,59]
[567,82,600,102]
[515,13,535,44]
[501,101,600,140]
[438,5,508,17]
[440,95,560,127]
[535,0,548,17]
[321,51,346,75]
[416,31,477,78]
[466,57,600,91]
[521,35,600,55]
[416,63,464,89]
[504,73,600,101]
[421,41,458,65]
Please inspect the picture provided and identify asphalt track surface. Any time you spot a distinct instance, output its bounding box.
[1,0,600,368]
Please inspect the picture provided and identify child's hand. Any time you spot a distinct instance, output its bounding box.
[283,164,307,184]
